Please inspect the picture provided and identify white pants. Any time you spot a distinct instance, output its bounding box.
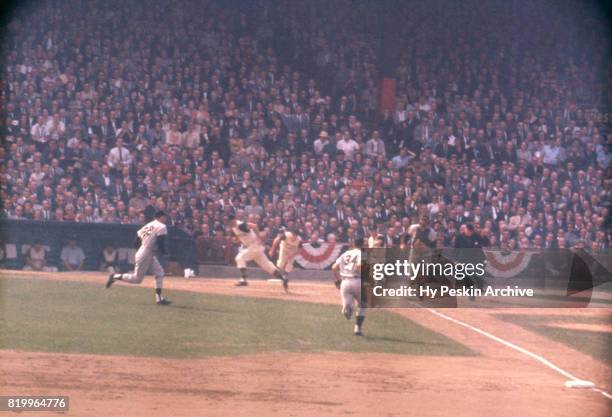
[122,250,165,289]
[340,278,366,318]
[235,244,277,274]
[276,244,298,273]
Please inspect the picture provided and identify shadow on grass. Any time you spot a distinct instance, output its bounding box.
[128,301,234,314]
[362,335,448,346]
[164,304,233,314]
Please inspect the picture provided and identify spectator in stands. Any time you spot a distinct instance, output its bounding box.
[391,148,413,170]
[313,131,331,155]
[0,241,5,267]
[60,238,85,271]
[107,138,132,171]
[0,0,608,267]
[23,240,48,271]
[100,244,119,273]
[336,132,360,161]
[365,130,386,159]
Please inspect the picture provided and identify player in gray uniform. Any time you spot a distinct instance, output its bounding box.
[105,210,171,305]
[332,237,366,336]
[228,214,288,290]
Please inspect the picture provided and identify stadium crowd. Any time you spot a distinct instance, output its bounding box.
[1,0,611,257]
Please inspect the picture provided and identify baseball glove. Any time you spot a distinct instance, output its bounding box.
[334,278,342,289]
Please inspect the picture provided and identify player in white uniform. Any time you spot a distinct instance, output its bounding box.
[105,211,171,305]
[269,225,302,277]
[331,237,366,336]
[228,214,288,291]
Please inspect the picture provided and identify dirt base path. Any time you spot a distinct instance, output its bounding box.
[0,271,610,416]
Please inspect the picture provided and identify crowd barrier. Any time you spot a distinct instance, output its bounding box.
[4,224,608,285]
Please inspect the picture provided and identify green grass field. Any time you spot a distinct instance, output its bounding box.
[0,276,472,358]
[495,313,612,365]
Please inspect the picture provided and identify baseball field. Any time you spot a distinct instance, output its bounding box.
[0,270,610,417]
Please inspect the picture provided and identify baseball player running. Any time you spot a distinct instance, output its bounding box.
[228,214,288,291]
[269,224,302,279]
[332,237,366,336]
[105,210,171,305]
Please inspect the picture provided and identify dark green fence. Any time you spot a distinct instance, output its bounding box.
[0,220,197,271]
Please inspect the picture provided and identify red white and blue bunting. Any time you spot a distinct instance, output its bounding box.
[295,246,537,276]
[484,250,534,279]
[295,243,345,270]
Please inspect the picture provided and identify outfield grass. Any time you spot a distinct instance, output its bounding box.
[495,313,612,365]
[0,276,472,358]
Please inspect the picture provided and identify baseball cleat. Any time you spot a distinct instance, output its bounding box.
[156,298,172,305]
[105,273,115,288]
[281,274,289,292]
[235,280,248,287]
[354,325,362,336]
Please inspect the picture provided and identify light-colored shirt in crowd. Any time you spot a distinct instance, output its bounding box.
[107,146,132,167]
[336,139,360,160]
[61,245,85,266]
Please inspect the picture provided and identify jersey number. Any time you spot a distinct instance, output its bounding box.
[141,225,154,238]
[343,253,358,270]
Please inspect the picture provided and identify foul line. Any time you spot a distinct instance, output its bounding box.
[427,308,612,400]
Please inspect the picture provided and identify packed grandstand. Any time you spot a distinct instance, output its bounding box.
[1,0,610,261]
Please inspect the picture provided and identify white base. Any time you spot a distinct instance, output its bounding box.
[565,380,595,389]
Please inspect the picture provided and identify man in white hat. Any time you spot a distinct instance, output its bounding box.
[313,131,332,155]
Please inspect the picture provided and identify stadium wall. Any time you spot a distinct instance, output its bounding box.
[0,220,197,271]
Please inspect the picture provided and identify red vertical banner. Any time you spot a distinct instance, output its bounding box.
[378,78,396,115]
